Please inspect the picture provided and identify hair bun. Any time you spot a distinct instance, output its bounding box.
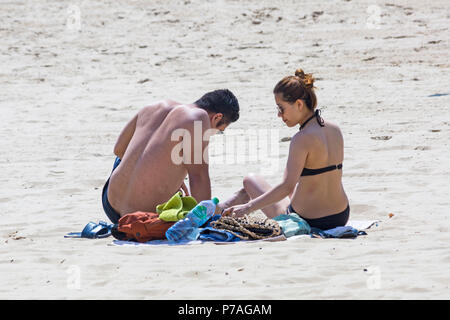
[294,68,304,77]
[295,68,314,89]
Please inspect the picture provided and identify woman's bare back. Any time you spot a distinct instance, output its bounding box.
[290,120,348,219]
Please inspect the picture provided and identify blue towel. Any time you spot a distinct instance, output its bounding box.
[203,214,221,227]
[198,227,241,242]
[310,226,367,239]
[200,215,367,241]
[273,213,311,237]
[198,214,241,242]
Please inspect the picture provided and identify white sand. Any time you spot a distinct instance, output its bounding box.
[1,0,449,299]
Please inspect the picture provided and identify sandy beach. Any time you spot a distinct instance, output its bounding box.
[1,0,449,299]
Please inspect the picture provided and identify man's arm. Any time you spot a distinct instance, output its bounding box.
[181,181,190,195]
[183,111,212,202]
[188,168,211,202]
[113,113,138,159]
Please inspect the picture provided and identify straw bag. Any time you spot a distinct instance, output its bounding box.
[210,215,281,240]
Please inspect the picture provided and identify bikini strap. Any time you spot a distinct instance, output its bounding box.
[315,109,325,127]
[299,109,324,131]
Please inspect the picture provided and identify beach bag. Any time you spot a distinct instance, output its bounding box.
[112,212,175,243]
[210,215,282,240]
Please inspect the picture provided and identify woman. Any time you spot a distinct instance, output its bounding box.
[223,68,349,230]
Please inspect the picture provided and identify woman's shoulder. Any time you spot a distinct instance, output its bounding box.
[323,120,344,136]
[322,120,345,149]
[292,120,343,149]
[323,118,340,129]
[302,117,339,137]
[291,129,316,149]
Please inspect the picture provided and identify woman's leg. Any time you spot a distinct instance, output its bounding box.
[217,188,250,214]
[243,175,290,218]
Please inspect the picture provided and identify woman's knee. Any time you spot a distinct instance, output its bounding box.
[243,175,272,199]
[243,174,262,189]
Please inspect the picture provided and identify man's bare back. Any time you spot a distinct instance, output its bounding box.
[101,89,240,223]
[108,100,211,216]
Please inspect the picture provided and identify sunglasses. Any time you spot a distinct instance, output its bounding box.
[276,105,284,114]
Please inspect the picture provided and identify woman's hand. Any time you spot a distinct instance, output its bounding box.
[223,202,254,218]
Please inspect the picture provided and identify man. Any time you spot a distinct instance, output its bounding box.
[102,89,245,223]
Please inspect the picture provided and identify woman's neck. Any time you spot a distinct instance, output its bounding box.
[299,110,315,127]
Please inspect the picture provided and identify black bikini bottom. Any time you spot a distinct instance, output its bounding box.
[286,204,350,230]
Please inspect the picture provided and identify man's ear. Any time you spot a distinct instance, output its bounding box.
[214,113,223,124]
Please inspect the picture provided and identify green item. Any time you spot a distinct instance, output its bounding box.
[273,212,311,237]
[156,192,197,222]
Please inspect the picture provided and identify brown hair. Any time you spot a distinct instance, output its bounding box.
[273,68,317,111]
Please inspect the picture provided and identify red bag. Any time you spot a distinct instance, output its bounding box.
[116,212,175,243]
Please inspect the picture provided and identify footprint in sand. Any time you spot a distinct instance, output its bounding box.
[182,270,210,280]
[370,135,392,140]
[414,146,431,151]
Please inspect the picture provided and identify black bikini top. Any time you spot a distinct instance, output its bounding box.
[301,164,343,176]
[299,109,343,177]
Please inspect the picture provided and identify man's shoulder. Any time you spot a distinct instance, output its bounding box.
[172,104,209,123]
[137,99,187,120]
[138,100,209,130]
[140,99,178,112]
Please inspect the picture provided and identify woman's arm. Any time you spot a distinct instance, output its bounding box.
[246,182,291,214]
[224,133,309,217]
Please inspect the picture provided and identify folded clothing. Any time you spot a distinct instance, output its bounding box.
[198,227,241,242]
[310,226,367,239]
[273,212,311,237]
[156,191,197,222]
[197,214,239,242]
[114,211,175,243]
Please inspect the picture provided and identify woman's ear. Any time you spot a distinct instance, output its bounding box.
[296,99,305,111]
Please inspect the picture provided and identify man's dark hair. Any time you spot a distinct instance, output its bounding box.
[194,89,239,125]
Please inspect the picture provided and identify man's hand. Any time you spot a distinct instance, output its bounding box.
[180,181,190,196]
